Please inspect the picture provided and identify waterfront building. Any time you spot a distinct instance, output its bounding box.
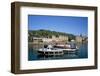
[32,35,69,44]
[75,36,83,42]
[32,37,43,43]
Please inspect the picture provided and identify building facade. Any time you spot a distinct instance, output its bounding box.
[75,36,83,42]
[32,35,69,44]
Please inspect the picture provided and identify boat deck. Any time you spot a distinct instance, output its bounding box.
[38,48,78,55]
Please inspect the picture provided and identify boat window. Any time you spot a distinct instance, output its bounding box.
[44,45,48,48]
[51,48,54,50]
[50,52,53,54]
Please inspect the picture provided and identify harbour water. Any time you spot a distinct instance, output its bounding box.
[28,43,88,61]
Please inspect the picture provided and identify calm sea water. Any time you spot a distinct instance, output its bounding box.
[28,43,88,61]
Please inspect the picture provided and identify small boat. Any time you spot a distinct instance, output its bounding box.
[54,44,71,49]
[38,40,79,55]
[54,45,78,51]
[54,40,78,52]
[38,45,64,55]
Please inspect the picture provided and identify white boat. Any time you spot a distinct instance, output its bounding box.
[54,40,79,52]
[59,47,78,52]
[38,45,64,55]
[38,43,79,55]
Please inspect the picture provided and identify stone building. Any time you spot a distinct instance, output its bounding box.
[75,36,83,42]
[32,37,43,43]
[32,35,69,44]
[51,35,68,43]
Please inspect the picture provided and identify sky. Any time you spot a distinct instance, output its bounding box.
[28,15,88,36]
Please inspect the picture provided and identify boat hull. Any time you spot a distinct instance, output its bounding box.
[38,50,64,56]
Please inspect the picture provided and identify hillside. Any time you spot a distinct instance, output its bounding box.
[28,29,75,41]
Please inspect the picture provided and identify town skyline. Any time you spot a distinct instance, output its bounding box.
[28,15,88,36]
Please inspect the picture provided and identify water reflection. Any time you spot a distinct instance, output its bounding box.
[28,43,88,61]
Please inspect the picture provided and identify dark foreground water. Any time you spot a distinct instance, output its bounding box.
[28,43,88,61]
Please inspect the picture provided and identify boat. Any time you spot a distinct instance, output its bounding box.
[54,40,79,52]
[54,44,78,52]
[38,40,79,55]
[38,45,64,55]
[54,44,71,49]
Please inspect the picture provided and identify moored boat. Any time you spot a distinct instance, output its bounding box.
[38,40,79,55]
[54,40,78,52]
[38,45,64,55]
